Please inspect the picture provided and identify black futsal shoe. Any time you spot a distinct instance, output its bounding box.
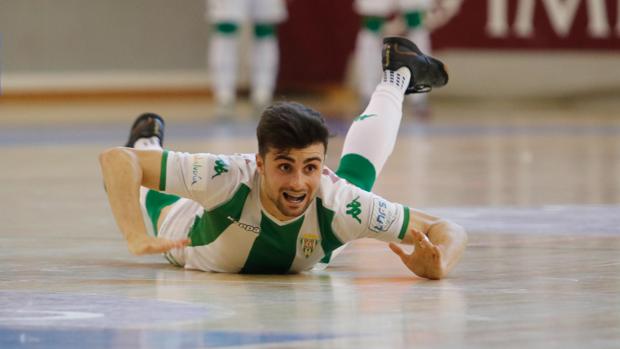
[125,112,165,148]
[382,36,449,94]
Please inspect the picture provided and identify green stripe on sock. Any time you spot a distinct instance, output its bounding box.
[159,150,168,191]
[398,206,411,240]
[336,153,377,191]
[214,22,238,34]
[145,190,181,235]
[254,23,276,38]
[404,11,424,28]
[363,16,385,33]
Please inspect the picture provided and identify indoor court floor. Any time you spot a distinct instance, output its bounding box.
[0,96,619,348]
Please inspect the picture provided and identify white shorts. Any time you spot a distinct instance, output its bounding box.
[157,198,203,267]
[354,0,433,16]
[206,0,287,23]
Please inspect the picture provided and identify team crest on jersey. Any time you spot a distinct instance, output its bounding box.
[369,198,398,233]
[300,233,319,258]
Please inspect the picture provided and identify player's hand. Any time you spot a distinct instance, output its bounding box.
[127,235,190,256]
[388,228,445,280]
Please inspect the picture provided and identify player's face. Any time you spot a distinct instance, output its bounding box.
[257,143,325,221]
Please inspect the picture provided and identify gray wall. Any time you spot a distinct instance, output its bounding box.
[1,0,209,74]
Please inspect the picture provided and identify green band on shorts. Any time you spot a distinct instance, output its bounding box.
[254,23,276,38]
[404,11,424,28]
[336,153,377,191]
[398,206,411,240]
[145,190,181,236]
[159,150,168,191]
[363,16,385,33]
[214,22,239,34]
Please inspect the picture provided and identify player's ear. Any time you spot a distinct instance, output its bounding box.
[256,153,264,174]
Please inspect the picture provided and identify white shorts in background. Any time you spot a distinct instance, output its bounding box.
[354,0,432,16]
[206,0,287,23]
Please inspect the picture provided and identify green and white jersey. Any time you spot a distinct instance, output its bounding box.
[159,150,410,274]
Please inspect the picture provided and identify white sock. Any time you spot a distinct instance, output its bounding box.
[250,37,278,106]
[209,33,238,106]
[134,137,161,150]
[341,67,410,175]
[355,29,383,103]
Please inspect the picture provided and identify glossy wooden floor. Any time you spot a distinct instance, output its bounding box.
[1,95,619,348]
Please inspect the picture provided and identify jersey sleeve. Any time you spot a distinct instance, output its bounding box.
[320,171,410,244]
[158,150,254,209]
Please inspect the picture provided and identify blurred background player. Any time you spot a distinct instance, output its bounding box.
[354,0,434,118]
[206,0,287,116]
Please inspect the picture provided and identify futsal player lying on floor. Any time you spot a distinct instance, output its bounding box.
[99,37,467,280]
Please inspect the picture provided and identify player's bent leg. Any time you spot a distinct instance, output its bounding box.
[337,66,412,191]
[126,112,188,267]
[322,68,411,267]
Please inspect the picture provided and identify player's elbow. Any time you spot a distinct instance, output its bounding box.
[99,147,139,178]
[99,147,131,167]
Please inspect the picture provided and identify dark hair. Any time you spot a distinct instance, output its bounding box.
[257,102,329,156]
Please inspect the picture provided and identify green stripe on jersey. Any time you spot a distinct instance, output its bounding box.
[317,198,343,264]
[188,184,251,246]
[241,214,304,274]
[159,150,169,191]
[336,153,377,191]
[398,206,411,240]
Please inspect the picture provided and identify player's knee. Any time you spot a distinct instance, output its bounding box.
[254,23,277,38]
[214,22,239,35]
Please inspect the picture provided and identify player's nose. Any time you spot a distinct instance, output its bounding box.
[288,170,304,190]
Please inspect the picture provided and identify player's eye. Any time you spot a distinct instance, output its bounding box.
[278,163,291,173]
[304,164,317,173]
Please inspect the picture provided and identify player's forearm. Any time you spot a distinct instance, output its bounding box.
[99,148,149,251]
[427,220,467,276]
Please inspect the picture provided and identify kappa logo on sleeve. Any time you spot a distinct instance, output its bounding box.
[211,158,229,179]
[369,198,399,233]
[346,196,362,224]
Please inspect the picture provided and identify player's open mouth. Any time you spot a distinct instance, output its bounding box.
[283,192,306,204]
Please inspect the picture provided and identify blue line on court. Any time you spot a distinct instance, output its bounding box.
[0,328,338,349]
[0,118,619,147]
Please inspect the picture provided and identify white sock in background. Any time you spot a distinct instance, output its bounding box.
[250,37,279,107]
[355,29,383,104]
[209,33,238,106]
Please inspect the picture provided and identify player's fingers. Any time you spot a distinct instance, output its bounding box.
[389,242,408,261]
[408,229,427,249]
